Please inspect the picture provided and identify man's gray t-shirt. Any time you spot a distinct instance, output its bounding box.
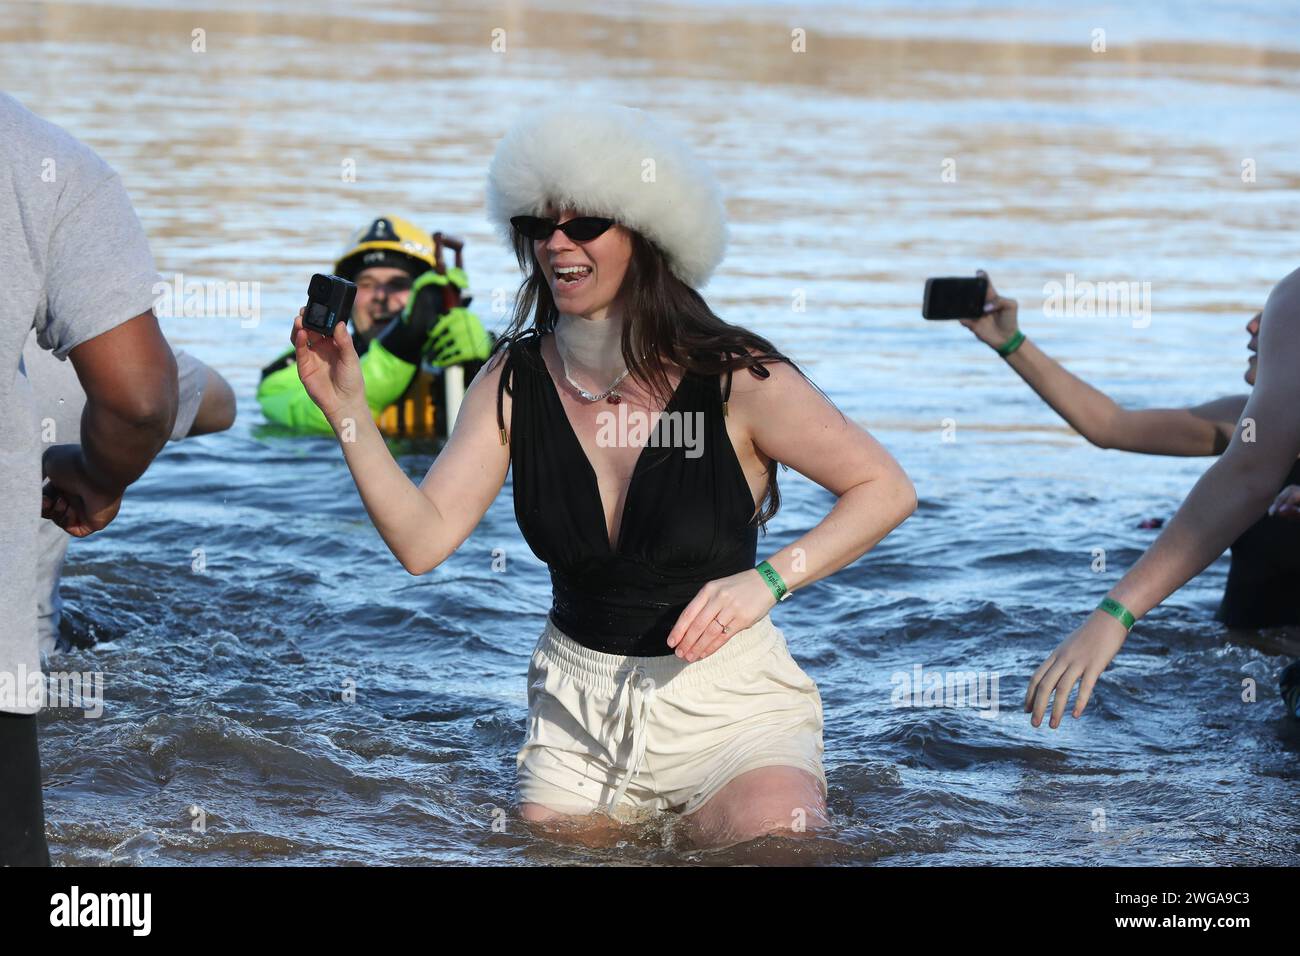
[22,333,207,659]
[1,91,162,714]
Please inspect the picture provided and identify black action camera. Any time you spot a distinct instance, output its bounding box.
[303,273,357,335]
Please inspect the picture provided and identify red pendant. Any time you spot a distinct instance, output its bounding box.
[607,393,621,405]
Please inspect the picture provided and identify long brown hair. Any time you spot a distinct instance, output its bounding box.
[489,225,846,532]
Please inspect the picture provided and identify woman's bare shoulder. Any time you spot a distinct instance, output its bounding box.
[725,345,809,398]
[467,334,537,393]
[457,340,527,433]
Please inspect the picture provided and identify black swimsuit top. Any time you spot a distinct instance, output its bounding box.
[1216,458,1300,629]
[495,329,759,655]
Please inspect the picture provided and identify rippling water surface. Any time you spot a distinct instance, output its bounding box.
[3,0,1298,865]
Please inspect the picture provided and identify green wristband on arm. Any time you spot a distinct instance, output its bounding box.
[756,560,791,602]
[1097,597,1137,631]
[997,329,1026,357]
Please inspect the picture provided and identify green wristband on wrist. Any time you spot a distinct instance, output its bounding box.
[1097,597,1137,631]
[996,329,1026,357]
[756,560,791,602]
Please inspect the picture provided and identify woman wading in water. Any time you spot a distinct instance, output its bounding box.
[291,103,916,848]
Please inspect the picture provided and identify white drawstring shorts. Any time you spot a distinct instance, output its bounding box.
[515,612,827,823]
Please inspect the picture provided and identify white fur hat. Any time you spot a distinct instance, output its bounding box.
[485,102,728,289]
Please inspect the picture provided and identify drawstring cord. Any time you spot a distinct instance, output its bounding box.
[605,665,657,814]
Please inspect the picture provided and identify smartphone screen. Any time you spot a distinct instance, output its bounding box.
[922,276,989,320]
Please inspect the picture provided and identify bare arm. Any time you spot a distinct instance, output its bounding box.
[963,271,1242,456]
[42,310,179,537]
[1005,339,1241,455]
[741,360,918,597]
[1108,269,1300,616]
[1026,266,1300,728]
[187,366,237,436]
[292,312,509,575]
[668,356,917,659]
[67,310,178,489]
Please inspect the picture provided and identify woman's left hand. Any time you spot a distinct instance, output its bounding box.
[667,569,776,662]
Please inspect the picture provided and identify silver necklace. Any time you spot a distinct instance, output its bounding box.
[554,321,641,405]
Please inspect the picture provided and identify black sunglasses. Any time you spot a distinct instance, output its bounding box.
[511,215,615,242]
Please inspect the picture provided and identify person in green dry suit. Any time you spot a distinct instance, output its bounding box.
[258,215,494,434]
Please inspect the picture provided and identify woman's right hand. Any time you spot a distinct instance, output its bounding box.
[960,269,1020,351]
[292,308,367,426]
[1025,608,1129,728]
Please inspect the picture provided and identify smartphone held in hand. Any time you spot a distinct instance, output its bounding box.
[922,275,989,320]
[303,273,357,335]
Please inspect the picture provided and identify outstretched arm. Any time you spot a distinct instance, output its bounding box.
[289,311,510,575]
[1025,267,1300,728]
[963,271,1243,456]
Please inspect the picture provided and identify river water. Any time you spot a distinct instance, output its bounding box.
[2,0,1298,864]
